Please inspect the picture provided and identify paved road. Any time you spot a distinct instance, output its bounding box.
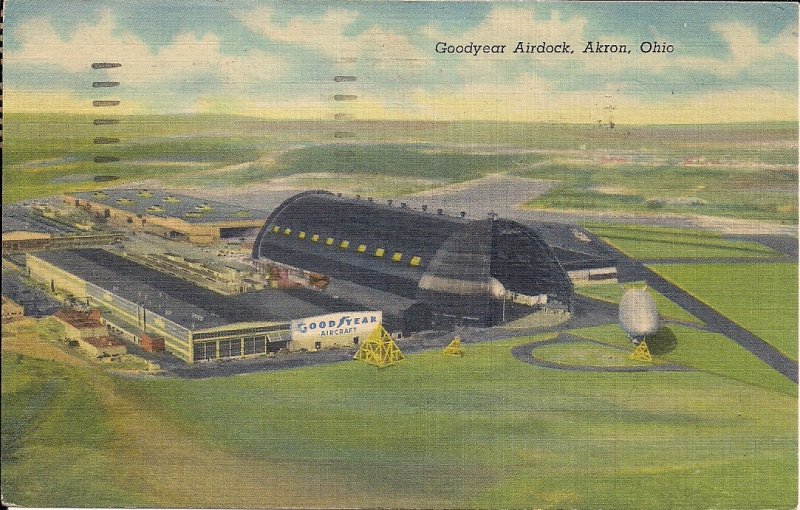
[510,333,692,373]
[584,232,799,384]
[728,234,798,260]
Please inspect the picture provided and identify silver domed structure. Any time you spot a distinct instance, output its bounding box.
[619,287,659,342]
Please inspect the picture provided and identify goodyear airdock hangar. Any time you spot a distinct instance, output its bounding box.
[21,189,616,364]
[253,191,575,331]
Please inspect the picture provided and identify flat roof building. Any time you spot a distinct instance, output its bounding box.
[64,190,268,245]
[53,308,108,341]
[27,249,375,363]
[2,205,123,253]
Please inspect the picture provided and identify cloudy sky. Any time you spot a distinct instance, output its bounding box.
[5,1,798,123]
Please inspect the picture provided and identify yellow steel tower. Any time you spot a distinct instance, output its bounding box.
[354,325,404,368]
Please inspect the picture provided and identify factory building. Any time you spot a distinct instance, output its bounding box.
[26,249,379,363]
[64,190,266,245]
[253,191,574,329]
[2,205,123,253]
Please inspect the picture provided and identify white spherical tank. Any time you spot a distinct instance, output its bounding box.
[619,287,659,340]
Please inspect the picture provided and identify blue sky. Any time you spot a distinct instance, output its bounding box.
[5,1,798,123]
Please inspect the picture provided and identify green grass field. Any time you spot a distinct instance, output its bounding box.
[575,281,703,325]
[648,263,799,360]
[570,324,797,396]
[586,224,780,260]
[526,183,798,223]
[531,340,651,368]
[3,332,797,508]
[5,114,797,227]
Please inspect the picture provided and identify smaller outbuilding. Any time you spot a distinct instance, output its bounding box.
[79,336,127,357]
[52,308,128,357]
[140,333,166,353]
[53,308,108,342]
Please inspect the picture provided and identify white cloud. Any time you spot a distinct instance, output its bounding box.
[427,7,587,46]
[6,9,284,87]
[705,22,798,76]
[234,7,429,71]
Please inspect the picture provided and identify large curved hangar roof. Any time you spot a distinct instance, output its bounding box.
[253,191,572,313]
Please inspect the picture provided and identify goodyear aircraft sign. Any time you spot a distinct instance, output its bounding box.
[291,311,382,340]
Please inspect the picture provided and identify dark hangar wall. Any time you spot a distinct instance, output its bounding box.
[253,191,573,329]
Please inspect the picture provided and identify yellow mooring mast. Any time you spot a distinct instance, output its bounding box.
[354,325,404,368]
[443,336,465,357]
[629,340,653,362]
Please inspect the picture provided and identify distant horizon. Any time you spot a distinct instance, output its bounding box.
[4,111,798,128]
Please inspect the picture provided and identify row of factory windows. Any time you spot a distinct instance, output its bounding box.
[192,335,289,361]
[193,324,289,341]
[270,225,422,268]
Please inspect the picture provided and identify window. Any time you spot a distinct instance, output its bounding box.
[409,256,422,267]
[391,252,403,262]
[219,339,242,358]
[272,226,280,234]
[339,240,350,249]
[374,247,385,257]
[243,336,267,355]
[325,237,335,246]
[311,234,320,242]
[356,244,367,253]
[298,231,306,240]
[353,337,359,345]
[283,228,292,236]
[193,341,216,361]
[315,341,322,350]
